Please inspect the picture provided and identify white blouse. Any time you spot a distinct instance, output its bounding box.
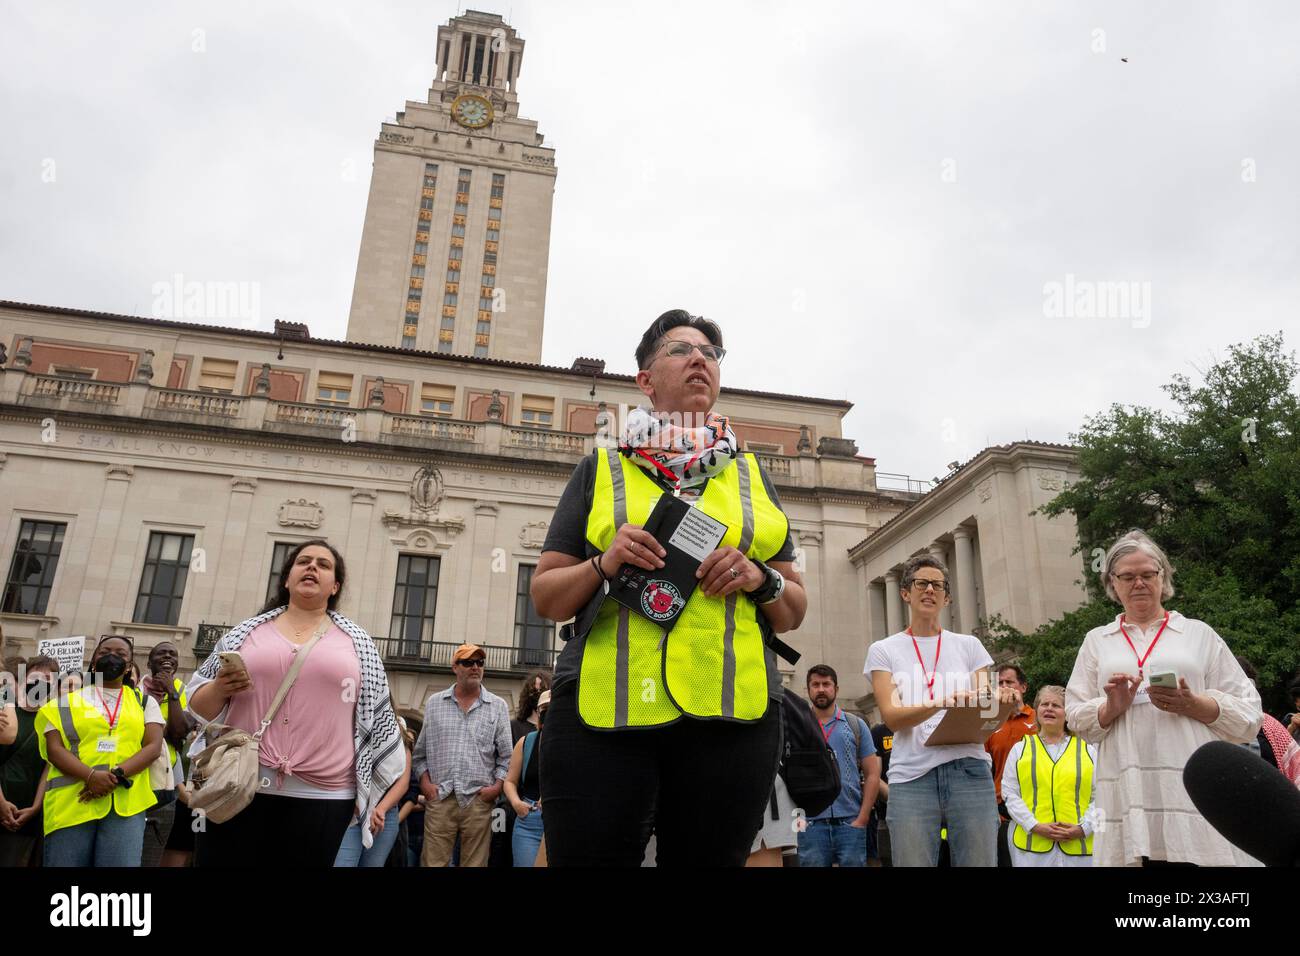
[1065,610,1263,866]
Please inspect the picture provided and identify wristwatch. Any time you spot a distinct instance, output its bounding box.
[111,767,130,789]
[748,560,786,605]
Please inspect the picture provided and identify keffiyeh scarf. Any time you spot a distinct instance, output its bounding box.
[620,406,738,491]
[186,607,406,849]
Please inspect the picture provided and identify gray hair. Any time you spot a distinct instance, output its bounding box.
[901,553,949,591]
[1102,529,1175,602]
[1033,685,1066,708]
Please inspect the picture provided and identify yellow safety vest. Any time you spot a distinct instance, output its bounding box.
[35,687,157,836]
[1011,734,1094,855]
[157,676,188,768]
[577,449,789,729]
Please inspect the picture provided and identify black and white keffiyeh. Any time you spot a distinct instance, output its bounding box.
[186,607,405,849]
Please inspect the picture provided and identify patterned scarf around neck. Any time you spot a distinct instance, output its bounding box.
[620,406,738,491]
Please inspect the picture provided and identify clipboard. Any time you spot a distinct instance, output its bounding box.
[605,492,729,631]
[924,696,1018,747]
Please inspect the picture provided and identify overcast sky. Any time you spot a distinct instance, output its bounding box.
[2,1,1297,481]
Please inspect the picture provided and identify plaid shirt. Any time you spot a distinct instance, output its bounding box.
[412,684,512,806]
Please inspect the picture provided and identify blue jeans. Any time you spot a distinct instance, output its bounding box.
[512,805,544,867]
[334,806,401,867]
[888,757,998,867]
[797,818,868,867]
[44,811,147,867]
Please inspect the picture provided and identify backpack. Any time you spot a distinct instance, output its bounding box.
[776,688,841,819]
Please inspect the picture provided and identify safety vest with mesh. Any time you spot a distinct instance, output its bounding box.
[577,448,789,729]
[35,687,157,836]
[1011,734,1095,855]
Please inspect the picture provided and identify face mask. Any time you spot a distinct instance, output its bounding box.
[95,654,128,681]
[25,678,53,704]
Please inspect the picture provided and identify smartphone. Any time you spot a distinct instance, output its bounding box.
[217,651,248,676]
[1147,670,1179,690]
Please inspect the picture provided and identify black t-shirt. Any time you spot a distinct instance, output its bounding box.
[541,452,797,693]
[871,723,894,782]
[0,707,44,818]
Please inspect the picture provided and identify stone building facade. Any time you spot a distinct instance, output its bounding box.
[0,302,920,720]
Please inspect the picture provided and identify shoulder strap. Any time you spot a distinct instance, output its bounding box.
[848,712,862,752]
[252,617,330,741]
[523,730,538,776]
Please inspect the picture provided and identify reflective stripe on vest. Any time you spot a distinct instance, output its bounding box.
[36,688,158,836]
[1011,735,1095,855]
[578,449,788,729]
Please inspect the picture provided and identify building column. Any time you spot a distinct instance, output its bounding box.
[867,581,887,645]
[465,501,498,646]
[795,530,823,669]
[929,543,953,632]
[884,571,904,635]
[952,525,977,634]
[347,489,379,626]
[71,463,135,638]
[214,477,257,624]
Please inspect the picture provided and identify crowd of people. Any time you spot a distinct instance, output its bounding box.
[2,311,1298,869]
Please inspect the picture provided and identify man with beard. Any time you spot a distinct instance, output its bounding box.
[797,664,881,867]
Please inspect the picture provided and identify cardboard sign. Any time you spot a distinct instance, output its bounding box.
[38,636,87,675]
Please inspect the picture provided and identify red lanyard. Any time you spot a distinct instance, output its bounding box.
[1119,611,1169,678]
[625,447,682,494]
[96,688,124,730]
[819,709,842,745]
[908,627,941,696]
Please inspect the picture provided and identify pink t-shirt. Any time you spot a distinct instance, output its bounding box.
[226,621,360,792]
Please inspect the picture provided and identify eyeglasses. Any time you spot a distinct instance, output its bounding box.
[655,340,726,364]
[458,658,486,668]
[1111,572,1161,586]
[908,579,949,593]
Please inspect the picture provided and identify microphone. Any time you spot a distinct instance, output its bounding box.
[1183,740,1300,867]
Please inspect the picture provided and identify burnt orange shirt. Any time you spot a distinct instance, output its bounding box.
[985,705,1037,802]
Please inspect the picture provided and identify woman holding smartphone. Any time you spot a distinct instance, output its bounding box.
[185,539,405,868]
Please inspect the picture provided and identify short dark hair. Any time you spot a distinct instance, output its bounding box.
[634,309,724,370]
[26,655,58,673]
[998,664,1027,686]
[806,664,838,687]
[901,554,949,590]
[259,539,347,614]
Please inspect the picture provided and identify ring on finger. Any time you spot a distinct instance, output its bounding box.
[729,566,740,579]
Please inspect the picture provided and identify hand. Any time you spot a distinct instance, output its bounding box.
[943,689,979,708]
[848,817,868,829]
[599,523,666,578]
[1102,673,1141,719]
[370,808,386,834]
[1148,677,1211,721]
[997,685,1021,707]
[80,769,116,801]
[416,794,428,807]
[478,783,500,803]
[1031,822,1063,840]
[513,799,533,819]
[1290,714,1300,737]
[141,675,168,702]
[0,800,16,828]
[215,664,253,699]
[1055,823,1085,842]
[419,778,438,802]
[0,710,10,736]
[11,806,36,830]
[696,547,763,598]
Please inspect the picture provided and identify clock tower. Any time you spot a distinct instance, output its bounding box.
[346,11,557,363]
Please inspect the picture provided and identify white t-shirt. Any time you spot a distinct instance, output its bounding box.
[86,686,165,726]
[864,629,994,785]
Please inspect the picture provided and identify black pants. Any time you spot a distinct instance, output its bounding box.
[195,793,354,868]
[540,680,781,867]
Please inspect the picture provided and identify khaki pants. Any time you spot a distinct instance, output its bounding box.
[421,793,494,867]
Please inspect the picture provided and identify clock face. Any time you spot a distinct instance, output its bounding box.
[452,94,493,129]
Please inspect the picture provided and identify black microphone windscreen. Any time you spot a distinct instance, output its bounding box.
[1183,739,1300,867]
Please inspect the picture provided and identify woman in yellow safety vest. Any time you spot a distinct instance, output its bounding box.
[531,310,808,866]
[37,635,163,866]
[1001,685,1097,867]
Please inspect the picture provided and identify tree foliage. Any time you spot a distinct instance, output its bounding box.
[990,333,1300,713]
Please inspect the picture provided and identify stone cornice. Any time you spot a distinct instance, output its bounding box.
[847,443,1079,562]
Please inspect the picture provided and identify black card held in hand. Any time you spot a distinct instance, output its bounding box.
[606,493,729,630]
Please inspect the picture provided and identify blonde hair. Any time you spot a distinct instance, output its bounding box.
[1033,685,1066,708]
[1102,529,1175,602]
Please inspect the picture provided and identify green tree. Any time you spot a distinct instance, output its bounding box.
[990,333,1300,713]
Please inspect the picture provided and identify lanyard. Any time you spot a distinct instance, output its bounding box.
[908,628,941,696]
[819,709,842,745]
[1118,611,1169,678]
[624,446,682,496]
[96,687,124,730]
